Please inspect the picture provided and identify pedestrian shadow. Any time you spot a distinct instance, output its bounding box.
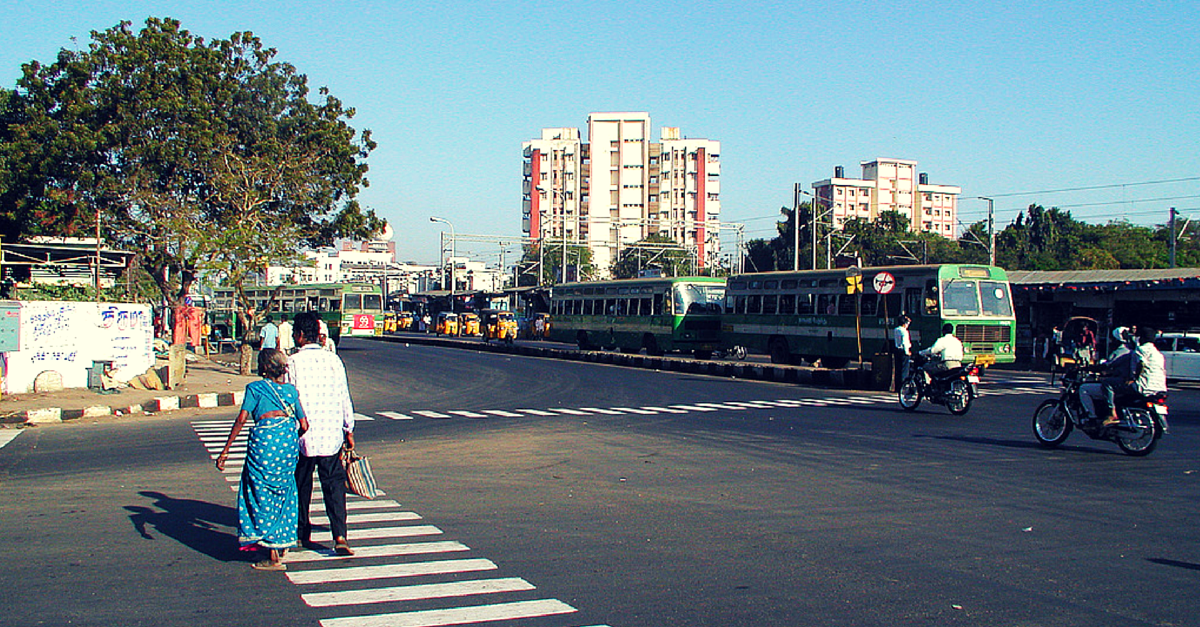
[1148,557,1200,572]
[124,490,241,562]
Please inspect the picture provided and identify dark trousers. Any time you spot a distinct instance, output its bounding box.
[893,351,911,390]
[296,453,348,542]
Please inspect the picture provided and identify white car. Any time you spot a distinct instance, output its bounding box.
[1154,332,1200,383]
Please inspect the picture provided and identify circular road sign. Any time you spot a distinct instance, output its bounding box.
[873,271,896,294]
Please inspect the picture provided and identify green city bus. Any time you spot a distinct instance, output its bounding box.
[211,282,384,344]
[549,276,726,358]
[721,264,1016,368]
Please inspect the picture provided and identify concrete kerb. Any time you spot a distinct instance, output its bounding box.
[9,389,244,426]
[368,333,877,391]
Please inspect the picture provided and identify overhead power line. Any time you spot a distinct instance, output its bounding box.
[976,176,1200,199]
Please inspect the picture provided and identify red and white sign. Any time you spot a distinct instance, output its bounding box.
[873,272,896,295]
[352,314,376,330]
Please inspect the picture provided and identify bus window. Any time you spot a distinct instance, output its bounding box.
[817,294,835,315]
[781,279,798,290]
[640,297,652,316]
[861,294,877,316]
[655,294,666,316]
[941,280,980,316]
[980,281,1013,317]
[779,294,796,315]
[798,294,815,315]
[838,295,856,315]
[904,288,921,317]
[763,294,778,315]
[747,294,762,314]
[923,281,939,316]
[344,294,362,310]
[616,299,628,316]
[735,295,747,314]
[363,294,382,311]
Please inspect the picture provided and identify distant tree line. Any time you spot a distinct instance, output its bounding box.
[746,202,1199,273]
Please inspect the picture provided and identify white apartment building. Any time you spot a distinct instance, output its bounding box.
[265,240,442,297]
[811,158,960,238]
[522,112,721,278]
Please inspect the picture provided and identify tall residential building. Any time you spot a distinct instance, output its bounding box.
[811,158,960,238]
[522,112,720,278]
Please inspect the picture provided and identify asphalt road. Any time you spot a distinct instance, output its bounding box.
[2,338,1198,627]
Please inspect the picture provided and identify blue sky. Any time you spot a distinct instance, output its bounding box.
[3,0,1197,266]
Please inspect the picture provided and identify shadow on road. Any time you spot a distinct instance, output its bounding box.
[1148,557,1200,572]
[125,490,241,562]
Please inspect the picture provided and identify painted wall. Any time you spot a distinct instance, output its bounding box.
[2,301,154,394]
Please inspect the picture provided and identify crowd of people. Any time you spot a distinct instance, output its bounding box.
[215,311,357,571]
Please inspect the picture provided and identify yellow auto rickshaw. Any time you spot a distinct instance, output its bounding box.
[383,312,398,333]
[396,311,414,331]
[459,312,480,336]
[435,312,460,337]
[481,309,518,344]
[531,313,551,340]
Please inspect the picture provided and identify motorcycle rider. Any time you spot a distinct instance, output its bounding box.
[1080,326,1136,421]
[1101,325,1167,426]
[919,323,964,383]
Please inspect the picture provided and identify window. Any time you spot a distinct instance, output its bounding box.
[779,294,796,314]
[747,295,762,314]
[817,294,835,315]
[798,294,815,315]
[762,294,778,314]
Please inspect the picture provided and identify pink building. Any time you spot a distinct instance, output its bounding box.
[811,158,960,238]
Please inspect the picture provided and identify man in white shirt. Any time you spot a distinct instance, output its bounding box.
[277,314,294,354]
[288,311,356,555]
[920,323,964,380]
[892,314,912,389]
[1103,326,1167,426]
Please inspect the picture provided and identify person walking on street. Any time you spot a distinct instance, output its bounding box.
[287,312,356,555]
[215,349,309,571]
[278,314,294,354]
[260,315,279,350]
[892,314,912,390]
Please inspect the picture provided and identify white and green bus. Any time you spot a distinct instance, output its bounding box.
[211,282,384,344]
[721,264,1016,368]
[549,276,726,358]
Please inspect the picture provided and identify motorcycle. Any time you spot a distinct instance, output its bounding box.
[897,353,982,415]
[1032,364,1169,456]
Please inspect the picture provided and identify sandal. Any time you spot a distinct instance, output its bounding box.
[251,560,286,571]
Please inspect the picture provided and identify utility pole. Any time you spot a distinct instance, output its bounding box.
[978,197,995,266]
[1169,207,1178,268]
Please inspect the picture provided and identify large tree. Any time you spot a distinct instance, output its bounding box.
[0,17,383,315]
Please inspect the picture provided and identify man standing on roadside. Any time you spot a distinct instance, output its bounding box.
[287,311,356,555]
[260,315,279,350]
[892,314,912,390]
[278,314,294,354]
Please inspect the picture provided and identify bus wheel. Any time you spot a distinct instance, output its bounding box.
[643,334,662,356]
[769,338,791,364]
[821,356,850,369]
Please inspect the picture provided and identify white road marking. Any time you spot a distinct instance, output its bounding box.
[448,410,488,419]
[550,408,591,415]
[0,431,21,450]
[350,525,443,540]
[669,404,717,412]
[311,499,402,513]
[379,411,413,420]
[308,511,421,526]
[317,598,576,627]
[611,407,658,414]
[517,409,557,416]
[286,541,469,563]
[287,558,498,585]
[578,407,626,415]
[301,577,535,608]
[482,410,523,417]
[354,412,375,421]
[694,402,748,410]
[640,406,688,414]
[412,410,451,419]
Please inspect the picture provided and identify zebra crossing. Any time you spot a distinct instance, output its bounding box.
[192,418,611,627]
[357,383,1053,423]
[0,430,21,450]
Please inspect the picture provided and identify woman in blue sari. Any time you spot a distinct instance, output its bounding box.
[216,349,309,571]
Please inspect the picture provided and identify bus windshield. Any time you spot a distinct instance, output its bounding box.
[941,279,1013,317]
[674,283,725,314]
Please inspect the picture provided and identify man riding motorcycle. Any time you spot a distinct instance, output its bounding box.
[919,323,964,382]
[1100,326,1167,426]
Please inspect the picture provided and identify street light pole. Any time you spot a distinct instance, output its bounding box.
[978,197,995,266]
[429,216,455,299]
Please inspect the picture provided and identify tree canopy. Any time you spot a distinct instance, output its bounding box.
[0,17,384,308]
[744,203,1198,272]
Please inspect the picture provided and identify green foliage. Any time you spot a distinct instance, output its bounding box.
[742,202,1193,273]
[611,234,693,278]
[0,17,383,311]
[519,242,594,285]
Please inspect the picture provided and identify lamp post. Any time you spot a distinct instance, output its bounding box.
[977,197,995,266]
[429,216,455,298]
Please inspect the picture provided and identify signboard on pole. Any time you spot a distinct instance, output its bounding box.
[873,271,896,295]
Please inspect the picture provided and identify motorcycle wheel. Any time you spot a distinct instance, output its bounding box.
[1032,400,1072,448]
[1115,409,1162,457]
[898,377,922,411]
[945,380,973,415]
